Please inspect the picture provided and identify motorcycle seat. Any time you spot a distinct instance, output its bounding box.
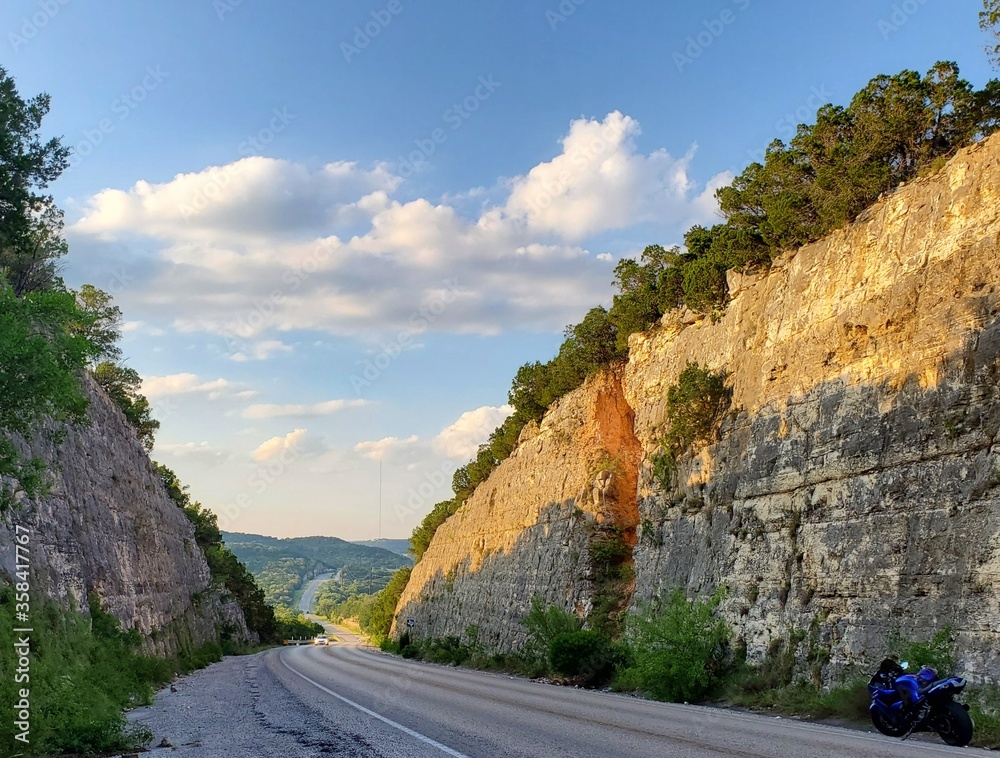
[917,680,942,697]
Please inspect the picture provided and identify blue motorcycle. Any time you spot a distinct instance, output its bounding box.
[868,658,974,746]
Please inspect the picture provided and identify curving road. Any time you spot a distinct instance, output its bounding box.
[133,628,984,757]
[297,572,334,615]
[269,628,976,758]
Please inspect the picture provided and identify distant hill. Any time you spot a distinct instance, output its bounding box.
[222,532,409,607]
[353,538,411,557]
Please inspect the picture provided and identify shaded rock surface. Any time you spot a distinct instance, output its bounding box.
[0,376,253,657]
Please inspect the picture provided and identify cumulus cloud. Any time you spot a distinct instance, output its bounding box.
[242,398,369,420]
[354,435,421,461]
[71,113,724,339]
[142,373,237,398]
[251,428,318,462]
[501,111,726,241]
[74,157,401,241]
[433,405,514,459]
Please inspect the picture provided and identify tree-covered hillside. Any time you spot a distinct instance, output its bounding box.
[222,532,410,607]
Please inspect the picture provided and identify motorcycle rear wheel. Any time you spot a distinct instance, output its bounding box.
[871,710,908,738]
[933,701,974,747]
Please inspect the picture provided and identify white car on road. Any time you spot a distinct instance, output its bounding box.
[313,635,329,646]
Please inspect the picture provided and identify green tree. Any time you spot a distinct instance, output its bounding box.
[92,362,159,450]
[410,500,460,560]
[74,284,123,364]
[662,363,732,459]
[205,544,277,641]
[0,67,69,284]
[608,245,685,350]
[2,204,68,296]
[359,566,412,644]
[0,285,98,502]
[273,606,323,640]
[0,70,113,503]
[983,0,1000,67]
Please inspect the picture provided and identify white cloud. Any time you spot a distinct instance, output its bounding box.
[251,428,315,462]
[230,339,293,362]
[242,398,369,420]
[354,435,421,461]
[74,157,401,242]
[501,111,727,241]
[434,404,514,459]
[71,113,724,340]
[142,373,236,398]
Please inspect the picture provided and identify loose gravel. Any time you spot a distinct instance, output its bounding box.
[126,651,407,757]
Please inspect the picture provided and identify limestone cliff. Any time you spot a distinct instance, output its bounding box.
[627,133,1000,683]
[0,377,253,658]
[398,132,1000,681]
[394,368,641,649]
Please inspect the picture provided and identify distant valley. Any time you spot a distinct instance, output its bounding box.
[222,532,411,607]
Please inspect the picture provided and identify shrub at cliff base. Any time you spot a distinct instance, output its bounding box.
[615,589,729,702]
[0,585,177,755]
[521,595,583,664]
[549,630,613,682]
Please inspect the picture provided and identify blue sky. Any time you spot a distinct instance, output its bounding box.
[2,0,994,540]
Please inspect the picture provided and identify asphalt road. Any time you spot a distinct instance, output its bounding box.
[297,572,334,614]
[264,629,979,758]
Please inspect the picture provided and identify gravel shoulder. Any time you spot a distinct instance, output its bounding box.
[126,650,422,758]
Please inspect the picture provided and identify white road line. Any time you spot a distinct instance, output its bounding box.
[279,651,472,758]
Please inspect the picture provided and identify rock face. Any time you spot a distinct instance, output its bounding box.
[626,134,1000,683]
[0,377,254,658]
[398,133,1000,681]
[394,368,641,650]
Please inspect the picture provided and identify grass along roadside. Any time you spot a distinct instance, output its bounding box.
[382,598,1000,750]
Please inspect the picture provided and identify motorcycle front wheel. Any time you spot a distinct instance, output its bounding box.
[870,709,908,738]
[932,701,974,747]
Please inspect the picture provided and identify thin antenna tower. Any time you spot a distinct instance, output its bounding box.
[378,459,382,541]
